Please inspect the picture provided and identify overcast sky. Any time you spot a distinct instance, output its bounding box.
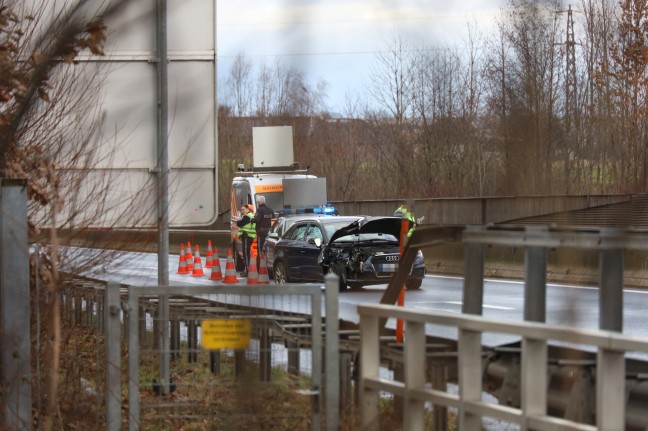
[216,0,507,113]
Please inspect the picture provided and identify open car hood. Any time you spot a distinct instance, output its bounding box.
[328,216,405,244]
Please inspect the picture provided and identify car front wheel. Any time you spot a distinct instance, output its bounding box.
[405,279,422,290]
[274,262,289,284]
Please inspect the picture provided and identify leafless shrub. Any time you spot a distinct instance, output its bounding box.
[0,0,154,428]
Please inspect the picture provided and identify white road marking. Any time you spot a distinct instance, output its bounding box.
[444,301,514,310]
[429,274,648,294]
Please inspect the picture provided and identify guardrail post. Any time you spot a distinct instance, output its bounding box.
[524,234,547,323]
[188,320,197,363]
[325,273,340,431]
[360,312,380,429]
[430,361,448,431]
[260,323,271,382]
[311,285,323,431]
[0,178,31,431]
[596,349,625,430]
[288,341,300,376]
[139,306,147,349]
[599,244,623,332]
[458,328,482,430]
[128,287,140,430]
[404,321,425,430]
[75,291,82,324]
[340,353,353,409]
[96,292,104,332]
[209,351,220,375]
[105,282,121,431]
[521,338,547,420]
[463,238,484,315]
[171,317,180,361]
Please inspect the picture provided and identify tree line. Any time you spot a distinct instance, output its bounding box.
[218,0,648,213]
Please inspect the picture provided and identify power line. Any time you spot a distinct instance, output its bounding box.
[218,12,501,28]
[218,43,490,59]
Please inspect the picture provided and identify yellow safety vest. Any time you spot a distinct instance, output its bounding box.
[239,214,257,238]
[395,206,416,237]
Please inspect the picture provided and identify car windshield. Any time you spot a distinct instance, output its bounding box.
[333,232,398,243]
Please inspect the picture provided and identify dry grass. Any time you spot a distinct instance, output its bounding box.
[40,320,428,430]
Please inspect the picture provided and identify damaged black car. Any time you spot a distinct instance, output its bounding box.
[271,215,426,291]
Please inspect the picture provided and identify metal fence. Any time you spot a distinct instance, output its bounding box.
[358,303,648,431]
[330,194,635,226]
[104,277,341,431]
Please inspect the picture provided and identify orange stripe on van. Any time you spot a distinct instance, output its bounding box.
[255,184,283,193]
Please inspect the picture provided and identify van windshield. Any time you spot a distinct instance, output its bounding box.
[256,192,282,213]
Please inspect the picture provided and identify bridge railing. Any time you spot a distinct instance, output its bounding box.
[331,194,634,225]
[358,303,648,431]
[103,277,342,431]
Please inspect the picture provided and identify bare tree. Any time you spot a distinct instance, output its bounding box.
[308,97,370,201]
[459,22,493,197]
[485,0,564,195]
[578,0,617,193]
[604,0,648,191]
[1,1,156,429]
[368,31,419,197]
[225,53,254,117]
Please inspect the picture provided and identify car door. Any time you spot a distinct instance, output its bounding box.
[263,217,285,269]
[279,222,309,280]
[300,223,325,281]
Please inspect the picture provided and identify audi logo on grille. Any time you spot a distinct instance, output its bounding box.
[385,255,399,262]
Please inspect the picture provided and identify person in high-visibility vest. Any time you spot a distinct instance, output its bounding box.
[394,200,417,237]
[235,204,256,276]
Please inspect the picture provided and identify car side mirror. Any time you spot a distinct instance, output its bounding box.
[268,232,279,239]
[308,238,322,247]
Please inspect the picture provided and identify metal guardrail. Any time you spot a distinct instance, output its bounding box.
[358,303,648,431]
[104,276,341,431]
[383,224,648,328]
[375,223,648,429]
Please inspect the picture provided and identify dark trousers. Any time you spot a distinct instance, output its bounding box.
[241,235,253,272]
[256,234,267,268]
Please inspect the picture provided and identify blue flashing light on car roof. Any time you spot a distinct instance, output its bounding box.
[280,204,338,216]
[320,205,337,214]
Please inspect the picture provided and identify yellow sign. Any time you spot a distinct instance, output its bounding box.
[256,184,283,193]
[201,319,251,350]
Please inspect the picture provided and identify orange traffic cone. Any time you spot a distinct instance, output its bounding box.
[205,240,214,268]
[257,252,270,285]
[186,242,194,272]
[177,244,189,274]
[246,258,259,284]
[191,245,205,277]
[222,247,239,284]
[209,248,223,281]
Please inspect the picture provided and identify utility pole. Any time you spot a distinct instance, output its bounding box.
[556,5,580,194]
